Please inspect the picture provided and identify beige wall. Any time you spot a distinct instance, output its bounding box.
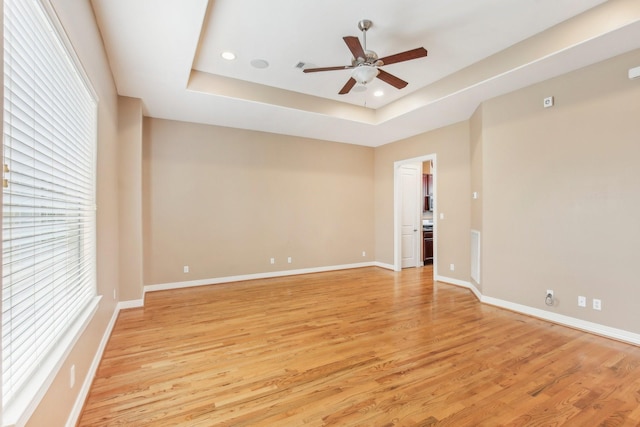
[142,118,375,285]
[118,97,144,301]
[374,122,471,280]
[481,49,640,333]
[24,0,121,425]
[469,105,484,291]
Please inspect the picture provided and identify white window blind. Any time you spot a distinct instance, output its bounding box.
[2,0,97,416]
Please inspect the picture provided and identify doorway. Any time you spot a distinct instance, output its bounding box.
[393,154,437,274]
[398,163,421,268]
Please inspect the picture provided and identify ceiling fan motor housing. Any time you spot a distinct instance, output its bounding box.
[351,50,379,66]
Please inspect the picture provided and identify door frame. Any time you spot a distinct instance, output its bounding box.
[393,154,437,273]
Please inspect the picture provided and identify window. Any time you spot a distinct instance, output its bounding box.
[3,0,98,423]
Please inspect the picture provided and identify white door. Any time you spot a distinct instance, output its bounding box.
[400,164,420,268]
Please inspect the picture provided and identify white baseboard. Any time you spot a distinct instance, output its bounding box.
[117,299,144,310]
[144,262,377,295]
[435,275,482,300]
[482,296,640,346]
[434,276,639,345]
[434,275,470,288]
[65,298,143,427]
[373,261,395,271]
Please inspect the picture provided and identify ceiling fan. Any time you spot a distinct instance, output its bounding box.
[303,19,428,95]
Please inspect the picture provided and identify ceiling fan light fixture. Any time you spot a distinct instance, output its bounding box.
[352,65,379,85]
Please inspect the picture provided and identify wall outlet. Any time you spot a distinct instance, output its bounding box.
[287,257,292,264]
[440,213,445,220]
[113,289,117,300]
[578,296,586,307]
[593,299,602,311]
[270,258,275,265]
[449,263,455,271]
[70,364,75,388]
[183,265,189,273]
[362,251,366,257]
[545,290,554,306]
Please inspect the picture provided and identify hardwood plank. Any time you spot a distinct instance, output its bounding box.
[78,267,640,426]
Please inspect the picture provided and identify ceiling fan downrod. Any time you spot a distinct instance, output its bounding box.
[358,19,372,53]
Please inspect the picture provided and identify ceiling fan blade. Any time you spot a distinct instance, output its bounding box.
[376,69,408,89]
[343,36,366,60]
[378,47,427,66]
[338,77,357,95]
[303,65,353,73]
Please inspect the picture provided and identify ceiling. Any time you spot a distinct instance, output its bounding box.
[90,0,640,147]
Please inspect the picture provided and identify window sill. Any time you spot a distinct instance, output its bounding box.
[3,296,102,427]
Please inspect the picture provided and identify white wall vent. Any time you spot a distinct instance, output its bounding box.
[471,230,481,284]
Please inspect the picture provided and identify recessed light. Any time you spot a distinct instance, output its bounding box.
[221,51,236,60]
[373,90,384,97]
[250,59,269,69]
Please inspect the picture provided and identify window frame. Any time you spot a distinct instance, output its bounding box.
[2,0,101,425]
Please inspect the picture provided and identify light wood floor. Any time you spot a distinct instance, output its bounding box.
[78,267,640,426]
